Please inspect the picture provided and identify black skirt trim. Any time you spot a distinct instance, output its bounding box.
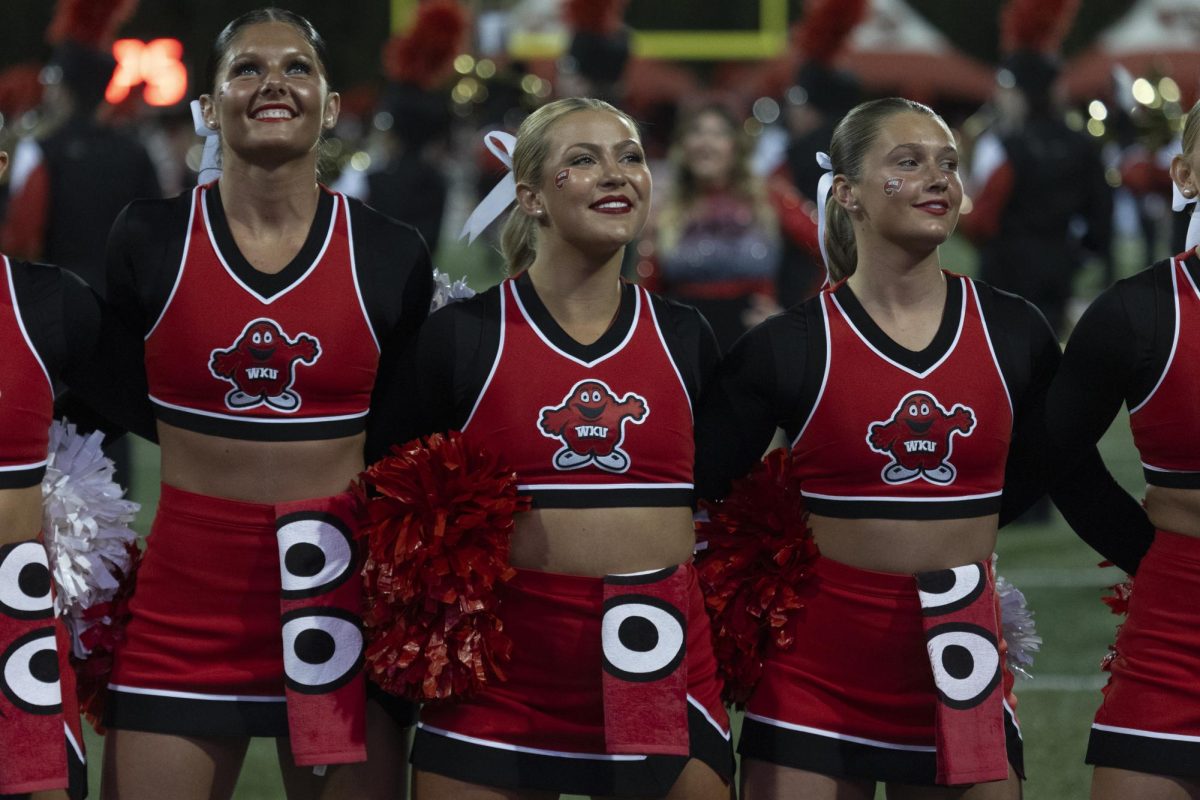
[410,701,733,797]
[738,705,1023,785]
[103,687,288,737]
[1086,725,1200,778]
[0,464,44,489]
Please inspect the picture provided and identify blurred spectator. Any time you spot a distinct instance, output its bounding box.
[641,103,781,351]
[1,7,161,490]
[1,40,161,297]
[962,49,1112,337]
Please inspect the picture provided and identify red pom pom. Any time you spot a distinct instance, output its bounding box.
[1001,0,1079,54]
[382,0,469,88]
[46,0,137,47]
[357,431,530,702]
[695,448,817,706]
[71,541,142,734]
[1097,562,1133,672]
[563,0,628,36]
[792,0,869,66]
[0,64,45,118]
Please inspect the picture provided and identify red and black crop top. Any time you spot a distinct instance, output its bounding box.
[1128,254,1200,487]
[142,185,384,441]
[414,273,719,509]
[0,256,54,487]
[789,275,1013,519]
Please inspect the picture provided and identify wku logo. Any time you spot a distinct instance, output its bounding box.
[538,379,648,473]
[866,391,976,485]
[209,319,320,413]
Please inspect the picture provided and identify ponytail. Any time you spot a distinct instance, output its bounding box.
[823,196,858,282]
[500,209,538,274]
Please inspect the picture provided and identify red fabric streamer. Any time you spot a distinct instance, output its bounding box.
[71,542,142,734]
[357,431,529,702]
[563,0,628,36]
[1000,0,1080,54]
[695,448,818,706]
[382,0,468,89]
[46,0,137,47]
[792,0,869,66]
[1097,561,1133,672]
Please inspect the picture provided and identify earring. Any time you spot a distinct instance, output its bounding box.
[1185,187,1197,198]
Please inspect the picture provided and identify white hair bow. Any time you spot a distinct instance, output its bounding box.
[815,151,834,283]
[190,99,221,185]
[1172,180,1200,253]
[460,130,518,243]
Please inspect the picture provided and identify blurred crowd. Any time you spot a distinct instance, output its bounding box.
[0,0,1195,358]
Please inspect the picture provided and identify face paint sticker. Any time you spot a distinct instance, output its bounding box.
[884,177,904,196]
[555,168,570,189]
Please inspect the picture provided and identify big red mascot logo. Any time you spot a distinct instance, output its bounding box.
[538,380,648,473]
[209,318,320,412]
[867,391,975,485]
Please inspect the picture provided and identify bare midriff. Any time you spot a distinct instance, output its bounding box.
[510,505,697,577]
[1144,485,1200,539]
[0,484,45,544]
[157,422,365,504]
[810,513,1001,574]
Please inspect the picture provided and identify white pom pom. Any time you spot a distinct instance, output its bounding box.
[41,420,140,658]
[996,573,1041,680]
[430,268,476,312]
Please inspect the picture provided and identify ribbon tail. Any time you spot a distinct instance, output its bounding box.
[1187,210,1200,253]
[197,137,222,185]
[815,170,835,284]
[459,172,517,243]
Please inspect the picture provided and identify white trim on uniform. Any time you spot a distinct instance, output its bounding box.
[148,394,368,424]
[792,294,834,448]
[146,187,198,339]
[800,489,1002,503]
[1092,723,1200,744]
[4,254,53,394]
[416,723,649,760]
[203,190,339,306]
[107,683,287,703]
[688,694,731,740]
[1129,257,1183,414]
[642,286,693,416]
[342,195,381,353]
[969,279,1014,419]
[511,279,639,369]
[519,482,693,492]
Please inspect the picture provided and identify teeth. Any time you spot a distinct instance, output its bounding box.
[254,108,294,120]
[594,201,629,209]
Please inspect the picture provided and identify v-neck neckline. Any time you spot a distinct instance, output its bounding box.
[512,272,638,365]
[204,182,335,301]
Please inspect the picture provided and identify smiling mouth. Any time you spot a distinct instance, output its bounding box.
[249,347,276,360]
[905,419,934,434]
[574,403,606,419]
[590,199,632,214]
[915,202,949,216]
[252,108,295,121]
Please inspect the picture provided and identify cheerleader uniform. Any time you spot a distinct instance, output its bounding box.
[406,273,732,797]
[1048,250,1200,779]
[0,255,100,798]
[696,272,1152,785]
[97,183,432,736]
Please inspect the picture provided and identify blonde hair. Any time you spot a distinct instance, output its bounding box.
[657,103,776,253]
[824,97,946,281]
[499,97,639,273]
[1183,99,1200,158]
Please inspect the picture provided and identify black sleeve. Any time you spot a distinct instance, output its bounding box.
[355,201,436,463]
[1046,266,1163,459]
[9,260,91,382]
[694,305,813,501]
[649,294,721,406]
[52,199,184,442]
[369,285,500,459]
[984,283,1154,572]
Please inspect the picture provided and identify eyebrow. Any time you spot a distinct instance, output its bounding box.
[887,143,958,156]
[564,139,643,151]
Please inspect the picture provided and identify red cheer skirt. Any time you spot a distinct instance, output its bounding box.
[412,564,733,797]
[1087,529,1200,778]
[739,555,1022,785]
